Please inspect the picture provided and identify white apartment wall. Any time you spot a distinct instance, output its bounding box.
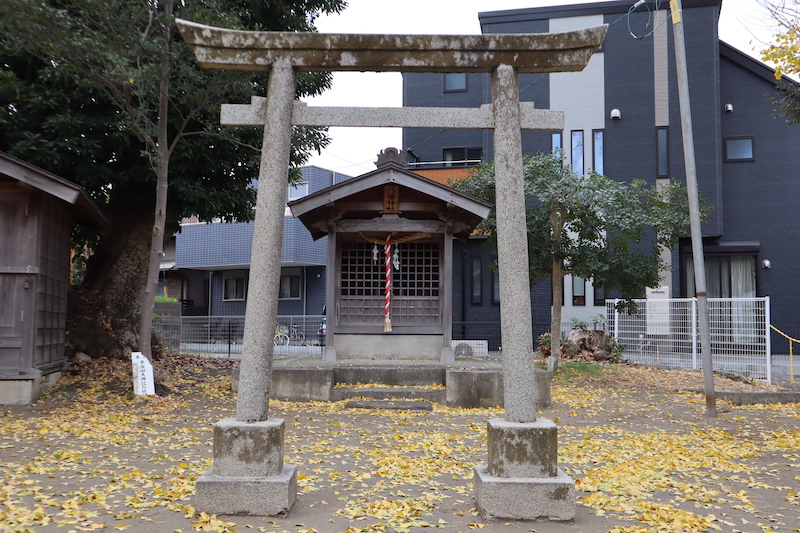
[549,14,609,324]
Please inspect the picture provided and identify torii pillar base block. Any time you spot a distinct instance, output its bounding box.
[194,418,297,516]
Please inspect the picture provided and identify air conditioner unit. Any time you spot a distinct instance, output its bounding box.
[452,339,489,358]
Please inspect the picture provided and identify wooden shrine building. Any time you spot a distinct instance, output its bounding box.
[289,148,491,362]
[0,152,108,404]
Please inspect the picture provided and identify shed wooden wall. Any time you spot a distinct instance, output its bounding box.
[0,185,69,377]
[0,186,33,375]
[35,194,70,370]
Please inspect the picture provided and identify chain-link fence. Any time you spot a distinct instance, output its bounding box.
[607,297,771,382]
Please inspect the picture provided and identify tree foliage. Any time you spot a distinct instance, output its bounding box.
[759,0,800,123]
[0,0,345,360]
[451,151,699,359]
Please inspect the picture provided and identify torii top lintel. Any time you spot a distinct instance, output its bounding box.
[176,19,607,73]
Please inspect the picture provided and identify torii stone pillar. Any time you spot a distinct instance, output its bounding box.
[178,19,606,519]
[193,62,299,516]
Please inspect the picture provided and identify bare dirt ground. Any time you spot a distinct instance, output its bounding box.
[1,356,798,533]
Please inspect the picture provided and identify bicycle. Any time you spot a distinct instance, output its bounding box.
[288,323,305,345]
[273,327,289,346]
[276,324,305,345]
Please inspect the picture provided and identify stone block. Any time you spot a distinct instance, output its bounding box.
[232,368,334,401]
[195,464,297,516]
[473,465,575,521]
[272,368,334,401]
[344,399,433,411]
[0,371,62,405]
[487,418,558,478]
[446,369,504,408]
[211,418,284,478]
[335,334,443,360]
[445,369,551,409]
[535,369,552,409]
[335,366,446,387]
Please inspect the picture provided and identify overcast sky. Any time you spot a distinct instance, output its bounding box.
[303,0,777,176]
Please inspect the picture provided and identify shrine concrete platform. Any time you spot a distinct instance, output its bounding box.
[230,355,551,409]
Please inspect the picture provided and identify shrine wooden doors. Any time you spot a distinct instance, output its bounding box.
[336,235,442,333]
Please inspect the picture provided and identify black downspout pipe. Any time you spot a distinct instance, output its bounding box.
[461,248,467,339]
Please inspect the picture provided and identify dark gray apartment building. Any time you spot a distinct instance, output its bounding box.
[402,0,799,350]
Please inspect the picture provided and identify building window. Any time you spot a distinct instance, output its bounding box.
[685,255,756,298]
[223,273,247,301]
[444,147,482,167]
[279,268,301,299]
[491,255,500,304]
[551,131,563,153]
[288,182,308,200]
[724,136,755,162]
[571,130,584,175]
[572,276,586,306]
[471,255,482,305]
[657,127,669,177]
[593,284,605,307]
[444,73,467,92]
[593,129,604,174]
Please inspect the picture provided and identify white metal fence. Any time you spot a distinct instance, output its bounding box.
[607,297,771,382]
[154,315,325,357]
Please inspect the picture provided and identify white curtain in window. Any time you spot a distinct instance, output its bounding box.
[731,256,757,343]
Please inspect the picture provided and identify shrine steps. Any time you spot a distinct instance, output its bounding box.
[230,357,552,409]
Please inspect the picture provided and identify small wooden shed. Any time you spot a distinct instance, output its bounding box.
[288,149,491,361]
[0,152,108,404]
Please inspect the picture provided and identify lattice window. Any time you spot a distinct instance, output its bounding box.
[395,243,439,297]
[340,242,383,297]
[340,241,439,297]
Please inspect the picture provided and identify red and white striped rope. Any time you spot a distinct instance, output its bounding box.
[385,232,392,321]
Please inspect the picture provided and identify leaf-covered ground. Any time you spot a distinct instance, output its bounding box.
[1,355,798,533]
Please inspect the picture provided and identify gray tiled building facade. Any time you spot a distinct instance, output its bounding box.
[173,166,349,318]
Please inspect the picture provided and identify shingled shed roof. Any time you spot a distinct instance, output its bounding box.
[0,151,108,232]
[288,159,492,242]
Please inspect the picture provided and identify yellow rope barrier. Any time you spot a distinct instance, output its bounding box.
[770,325,797,383]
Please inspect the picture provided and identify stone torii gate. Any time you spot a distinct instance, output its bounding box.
[178,20,606,519]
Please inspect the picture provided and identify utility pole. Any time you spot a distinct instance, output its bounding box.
[669,0,717,416]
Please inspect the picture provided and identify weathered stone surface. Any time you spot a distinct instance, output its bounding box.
[344,399,433,411]
[332,387,445,403]
[270,368,334,401]
[487,418,558,479]
[446,369,504,408]
[211,419,284,478]
[335,334,443,360]
[234,63,296,422]
[0,372,61,405]
[535,369,552,409]
[445,369,551,409]
[334,366,445,386]
[195,465,297,516]
[221,98,565,131]
[474,465,575,521]
[177,20,608,73]
[493,64,538,424]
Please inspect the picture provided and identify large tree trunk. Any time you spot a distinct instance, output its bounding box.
[66,186,153,360]
[137,0,174,362]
